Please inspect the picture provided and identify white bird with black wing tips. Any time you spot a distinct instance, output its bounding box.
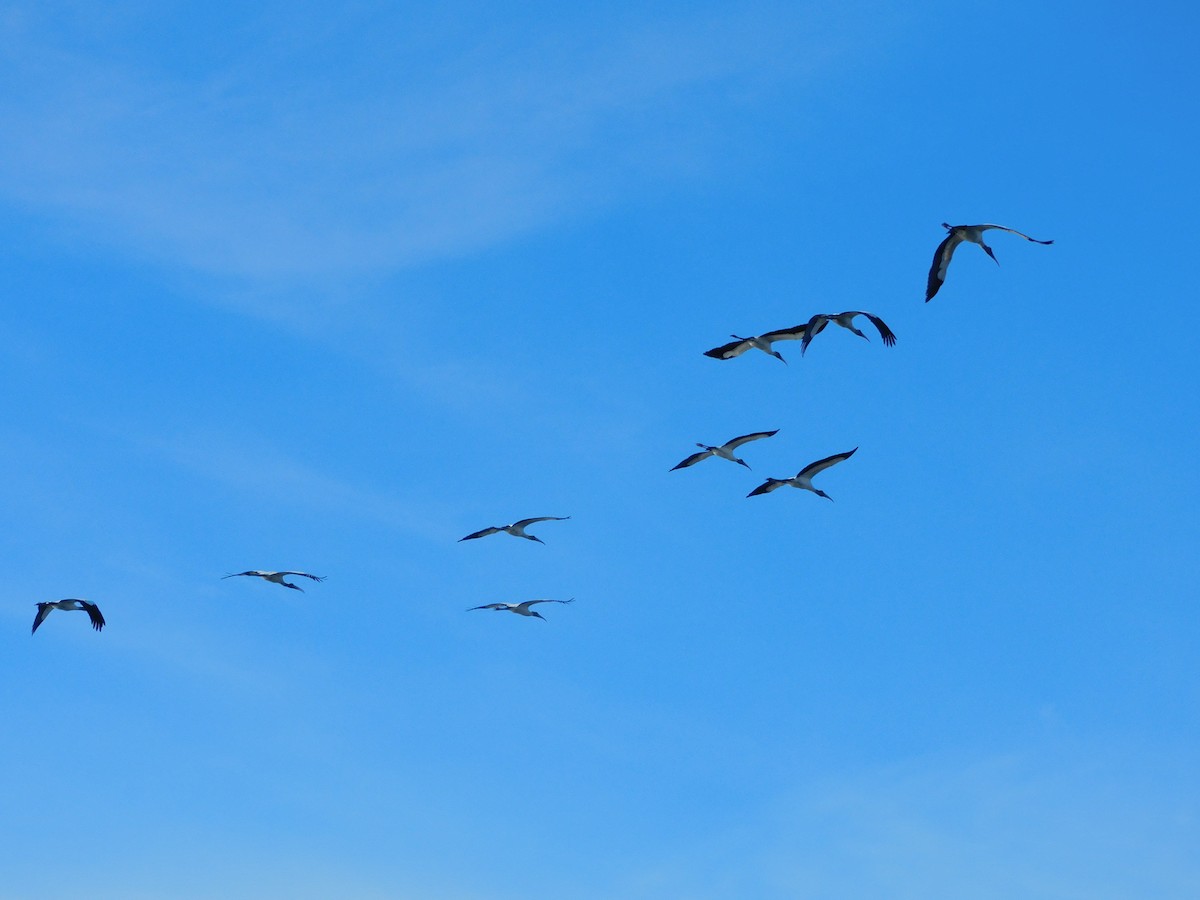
[32,599,105,634]
[467,598,575,620]
[747,447,858,501]
[800,312,896,356]
[703,324,809,365]
[926,223,1053,301]
[671,430,779,471]
[459,516,570,544]
[222,570,326,592]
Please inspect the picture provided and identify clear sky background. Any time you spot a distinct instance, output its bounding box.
[2,2,1198,897]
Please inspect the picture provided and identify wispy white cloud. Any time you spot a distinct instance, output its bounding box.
[136,427,453,537]
[609,743,1200,899]
[0,3,825,285]
[766,747,1200,899]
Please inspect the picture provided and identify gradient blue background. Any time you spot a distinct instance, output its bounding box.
[3,2,1198,897]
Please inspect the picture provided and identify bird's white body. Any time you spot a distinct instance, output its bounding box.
[671,430,779,471]
[926,222,1053,301]
[459,516,570,544]
[748,448,858,501]
[467,598,575,620]
[703,325,809,364]
[32,599,105,634]
[222,570,326,591]
[801,311,897,355]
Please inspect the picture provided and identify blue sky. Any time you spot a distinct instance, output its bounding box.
[3,1,1198,897]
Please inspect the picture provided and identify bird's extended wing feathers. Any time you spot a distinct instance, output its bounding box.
[979,225,1054,244]
[703,338,752,360]
[512,516,569,528]
[926,233,961,301]
[671,450,711,470]
[31,604,51,635]
[747,479,785,497]
[724,430,779,450]
[82,601,106,631]
[798,447,858,480]
[459,526,504,541]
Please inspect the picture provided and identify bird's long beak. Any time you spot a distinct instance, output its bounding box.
[984,245,999,265]
[737,459,751,469]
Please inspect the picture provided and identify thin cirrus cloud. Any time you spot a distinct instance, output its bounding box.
[0,4,827,284]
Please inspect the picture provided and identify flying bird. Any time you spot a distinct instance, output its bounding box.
[32,599,105,635]
[926,223,1053,301]
[466,598,575,620]
[459,516,570,544]
[747,447,858,501]
[671,430,779,471]
[801,312,896,355]
[222,570,326,591]
[703,324,809,364]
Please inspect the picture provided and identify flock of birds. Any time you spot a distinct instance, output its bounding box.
[29,222,1051,634]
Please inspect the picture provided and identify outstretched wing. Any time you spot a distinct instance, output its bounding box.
[798,447,858,480]
[724,430,779,450]
[703,337,752,360]
[525,598,575,607]
[926,232,962,301]
[760,323,808,343]
[31,603,52,635]
[979,224,1054,244]
[747,479,786,497]
[800,314,829,355]
[512,516,570,529]
[279,572,325,582]
[843,312,896,347]
[221,571,261,579]
[467,603,510,611]
[671,450,711,471]
[459,526,503,541]
[81,601,106,631]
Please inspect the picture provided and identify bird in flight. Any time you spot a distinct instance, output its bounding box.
[32,599,106,635]
[703,324,809,364]
[222,570,326,591]
[467,598,575,620]
[800,312,896,355]
[747,447,858,501]
[671,430,779,471]
[459,516,570,544]
[926,222,1053,301]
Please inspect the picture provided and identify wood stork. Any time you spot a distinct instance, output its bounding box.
[801,312,896,356]
[671,430,779,471]
[459,516,570,544]
[926,223,1053,301]
[703,324,809,364]
[222,570,326,591]
[467,598,575,620]
[747,447,858,501]
[32,599,105,634]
